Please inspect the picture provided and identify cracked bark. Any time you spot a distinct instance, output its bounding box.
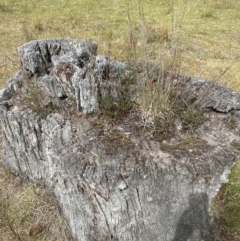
[1,39,240,240]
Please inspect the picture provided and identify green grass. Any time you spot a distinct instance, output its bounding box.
[212,162,240,241]
[0,0,240,88]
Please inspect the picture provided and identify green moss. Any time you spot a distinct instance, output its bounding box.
[230,117,238,129]
[90,121,104,130]
[153,132,170,142]
[161,137,207,152]
[231,140,240,151]
[101,129,135,155]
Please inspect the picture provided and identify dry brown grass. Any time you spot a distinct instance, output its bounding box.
[0,164,75,241]
[0,0,240,89]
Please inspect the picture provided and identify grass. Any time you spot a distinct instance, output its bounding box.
[0,167,75,241]
[136,76,203,130]
[0,0,240,240]
[212,162,240,241]
[0,0,240,89]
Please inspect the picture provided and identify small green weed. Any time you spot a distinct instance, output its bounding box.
[97,68,136,120]
[181,102,203,127]
[98,90,133,119]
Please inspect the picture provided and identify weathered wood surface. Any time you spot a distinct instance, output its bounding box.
[1,39,240,241]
